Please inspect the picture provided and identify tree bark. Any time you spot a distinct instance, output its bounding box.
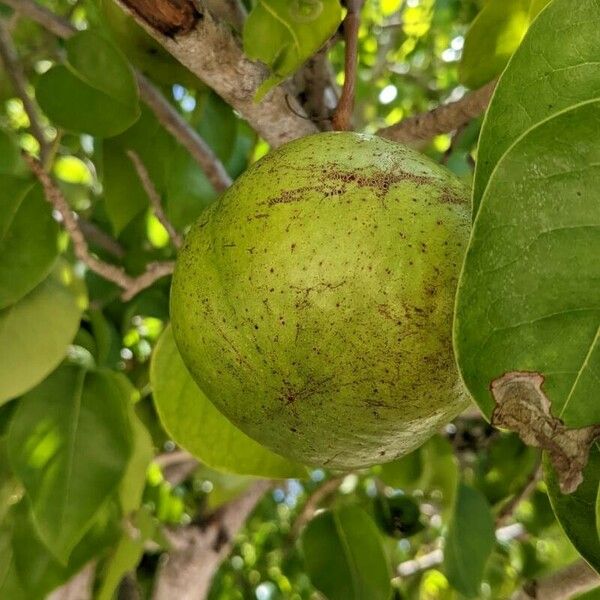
[115,0,318,148]
[152,481,271,600]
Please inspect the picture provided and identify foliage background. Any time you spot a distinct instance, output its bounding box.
[0,0,598,599]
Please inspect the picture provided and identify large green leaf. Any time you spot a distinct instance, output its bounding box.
[102,139,148,235]
[0,130,22,175]
[545,443,600,573]
[0,264,86,405]
[455,102,600,428]
[243,0,342,98]
[473,0,600,213]
[459,0,531,89]
[443,483,495,597]
[150,325,305,478]
[119,408,153,515]
[36,30,139,137]
[108,106,218,232]
[5,498,120,600]
[0,529,27,600]
[8,365,133,562]
[0,180,59,309]
[301,505,392,600]
[97,509,154,600]
[65,30,139,111]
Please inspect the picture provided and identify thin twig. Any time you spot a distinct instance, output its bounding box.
[0,19,50,163]
[331,0,363,131]
[291,475,345,537]
[1,0,74,38]
[127,150,183,248]
[155,450,199,486]
[495,462,542,527]
[2,0,231,192]
[378,80,497,144]
[134,75,232,193]
[23,153,174,301]
[398,523,526,577]
[78,218,126,259]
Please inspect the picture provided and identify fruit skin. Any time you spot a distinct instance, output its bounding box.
[171,132,471,469]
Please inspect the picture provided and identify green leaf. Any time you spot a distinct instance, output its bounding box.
[8,498,120,599]
[459,0,530,89]
[36,31,139,137]
[119,409,153,515]
[0,180,59,309]
[102,139,148,235]
[243,0,342,99]
[65,30,139,111]
[99,0,202,89]
[455,101,600,427]
[97,509,153,600]
[443,483,495,597]
[8,365,133,562]
[379,447,423,490]
[473,0,600,214]
[302,505,392,600]
[0,263,87,405]
[88,309,122,368]
[0,130,22,175]
[150,325,305,478]
[109,106,217,232]
[0,539,27,600]
[545,443,600,573]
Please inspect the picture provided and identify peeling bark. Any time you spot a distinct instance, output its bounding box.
[121,0,200,35]
[491,371,600,493]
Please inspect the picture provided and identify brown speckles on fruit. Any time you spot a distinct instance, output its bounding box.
[170,132,471,469]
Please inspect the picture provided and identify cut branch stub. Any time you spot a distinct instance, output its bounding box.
[121,0,201,36]
[490,372,600,494]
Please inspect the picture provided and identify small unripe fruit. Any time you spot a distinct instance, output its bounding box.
[171,132,470,468]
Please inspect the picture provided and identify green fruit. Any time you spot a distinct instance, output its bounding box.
[171,132,470,468]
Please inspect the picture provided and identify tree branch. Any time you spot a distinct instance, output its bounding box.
[127,149,183,248]
[113,0,318,147]
[24,153,175,301]
[332,0,363,131]
[398,523,526,577]
[155,450,199,486]
[293,46,339,130]
[78,218,126,259]
[2,0,231,192]
[134,75,232,193]
[495,462,542,527]
[513,560,600,600]
[0,18,50,163]
[378,80,497,144]
[153,480,272,600]
[291,476,344,537]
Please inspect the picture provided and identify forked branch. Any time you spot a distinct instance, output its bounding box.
[24,154,175,302]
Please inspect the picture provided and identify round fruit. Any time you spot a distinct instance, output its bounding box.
[170,132,470,469]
